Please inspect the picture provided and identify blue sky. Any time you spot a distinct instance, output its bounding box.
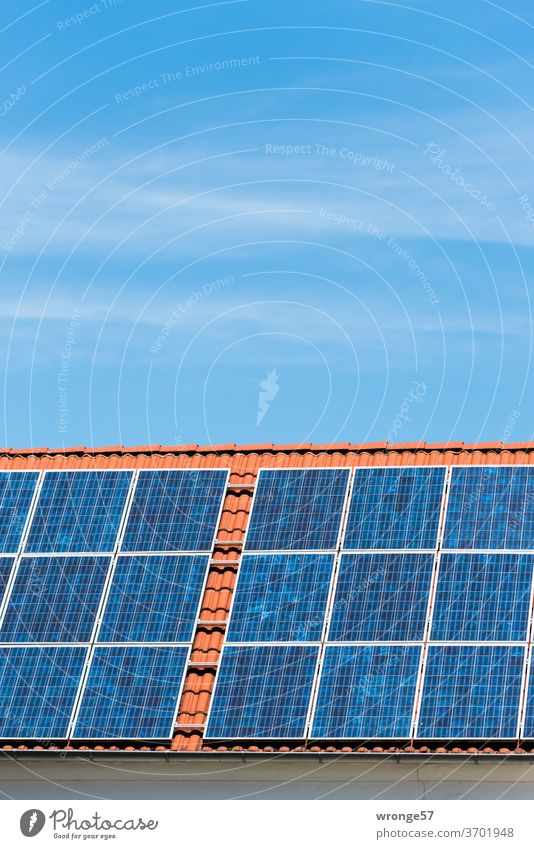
[1,0,534,448]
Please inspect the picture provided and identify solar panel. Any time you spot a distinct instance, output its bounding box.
[71,645,189,740]
[97,555,210,643]
[311,645,421,739]
[344,467,445,550]
[121,469,228,552]
[431,553,533,641]
[0,472,39,553]
[328,553,435,641]
[227,553,335,642]
[205,644,319,739]
[417,645,524,739]
[0,646,87,739]
[443,466,534,550]
[26,471,132,553]
[245,468,349,552]
[0,466,235,744]
[0,556,111,643]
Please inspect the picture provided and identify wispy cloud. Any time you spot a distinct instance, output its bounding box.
[2,121,534,262]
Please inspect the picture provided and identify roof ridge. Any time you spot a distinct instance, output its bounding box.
[0,440,533,457]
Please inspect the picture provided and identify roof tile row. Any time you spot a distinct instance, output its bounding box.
[3,439,534,457]
[1,742,533,756]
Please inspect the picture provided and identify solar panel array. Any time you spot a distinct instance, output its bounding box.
[2,462,534,744]
[206,464,534,742]
[0,468,229,741]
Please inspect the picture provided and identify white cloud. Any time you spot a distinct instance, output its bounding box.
[2,122,534,262]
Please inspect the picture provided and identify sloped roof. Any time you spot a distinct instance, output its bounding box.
[2,440,534,757]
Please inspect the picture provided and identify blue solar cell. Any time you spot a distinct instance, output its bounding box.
[0,472,39,553]
[0,558,15,606]
[431,553,533,641]
[98,555,210,643]
[245,469,349,551]
[26,471,132,553]
[0,556,111,643]
[417,645,524,739]
[0,646,87,738]
[444,466,534,550]
[328,553,434,641]
[72,646,189,740]
[206,644,319,738]
[121,470,228,552]
[519,665,534,739]
[344,467,445,549]
[227,554,335,642]
[312,645,421,738]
